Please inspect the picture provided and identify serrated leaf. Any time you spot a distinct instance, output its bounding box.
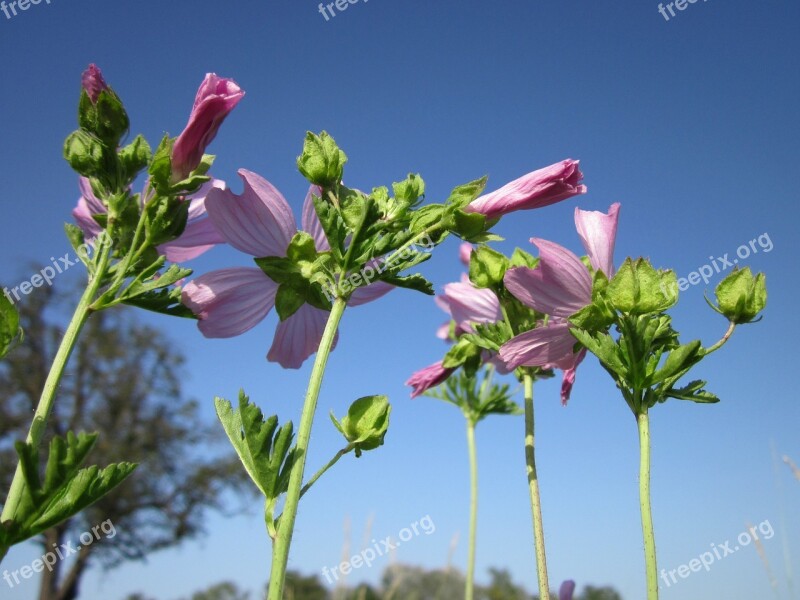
[0,292,21,359]
[215,392,295,501]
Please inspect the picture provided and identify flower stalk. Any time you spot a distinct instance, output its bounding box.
[267,296,347,599]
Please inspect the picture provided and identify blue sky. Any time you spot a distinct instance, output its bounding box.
[1,0,799,599]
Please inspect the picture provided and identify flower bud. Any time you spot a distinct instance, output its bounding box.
[63,130,104,177]
[171,74,244,182]
[330,395,391,457]
[607,258,678,315]
[81,64,108,104]
[297,131,348,187]
[713,267,767,324]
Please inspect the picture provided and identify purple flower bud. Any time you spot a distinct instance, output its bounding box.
[171,74,245,182]
[81,64,109,104]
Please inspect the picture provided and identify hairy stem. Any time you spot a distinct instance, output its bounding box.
[267,297,347,599]
[638,410,659,600]
[523,373,550,600]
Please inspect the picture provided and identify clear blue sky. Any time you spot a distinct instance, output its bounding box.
[1,1,798,599]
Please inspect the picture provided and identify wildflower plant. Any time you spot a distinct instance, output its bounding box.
[0,65,243,561]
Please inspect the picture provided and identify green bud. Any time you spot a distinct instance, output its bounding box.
[118,135,152,182]
[330,395,391,457]
[712,267,767,324]
[63,130,104,177]
[469,245,509,289]
[607,258,678,315]
[297,131,347,187]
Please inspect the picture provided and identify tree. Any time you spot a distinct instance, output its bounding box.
[188,581,251,600]
[578,586,622,600]
[282,571,330,600]
[0,283,248,600]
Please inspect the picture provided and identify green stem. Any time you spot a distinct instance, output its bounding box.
[638,410,659,600]
[523,373,550,600]
[267,297,347,600]
[0,239,113,561]
[299,444,354,500]
[705,321,736,355]
[465,419,478,600]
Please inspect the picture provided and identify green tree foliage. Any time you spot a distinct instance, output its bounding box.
[0,284,249,600]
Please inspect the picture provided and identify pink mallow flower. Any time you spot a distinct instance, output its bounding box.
[407,244,506,397]
[181,169,392,369]
[560,580,576,600]
[406,361,455,399]
[466,159,587,219]
[171,74,245,182]
[499,203,620,404]
[72,177,226,262]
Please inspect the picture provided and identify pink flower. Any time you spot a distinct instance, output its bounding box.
[182,169,392,369]
[81,64,108,104]
[171,74,245,181]
[559,580,576,600]
[406,361,455,398]
[71,178,226,261]
[499,203,620,404]
[466,159,587,219]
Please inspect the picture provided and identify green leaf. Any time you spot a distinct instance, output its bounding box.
[442,338,483,369]
[410,204,446,234]
[570,327,627,379]
[392,174,425,207]
[287,231,318,263]
[275,284,306,321]
[0,292,21,359]
[449,210,490,242]
[379,273,434,295]
[6,432,136,545]
[121,287,197,319]
[445,177,488,210]
[650,340,703,385]
[148,135,173,193]
[665,380,720,404]
[510,248,539,269]
[215,392,296,500]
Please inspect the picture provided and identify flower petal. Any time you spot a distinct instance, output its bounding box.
[205,169,297,257]
[459,243,474,266]
[267,304,337,369]
[441,279,502,330]
[504,239,591,317]
[559,580,576,600]
[159,218,226,262]
[182,267,276,338]
[558,349,586,405]
[498,322,578,370]
[72,177,106,240]
[575,202,620,277]
[406,361,454,398]
[349,281,394,306]
[301,185,330,251]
